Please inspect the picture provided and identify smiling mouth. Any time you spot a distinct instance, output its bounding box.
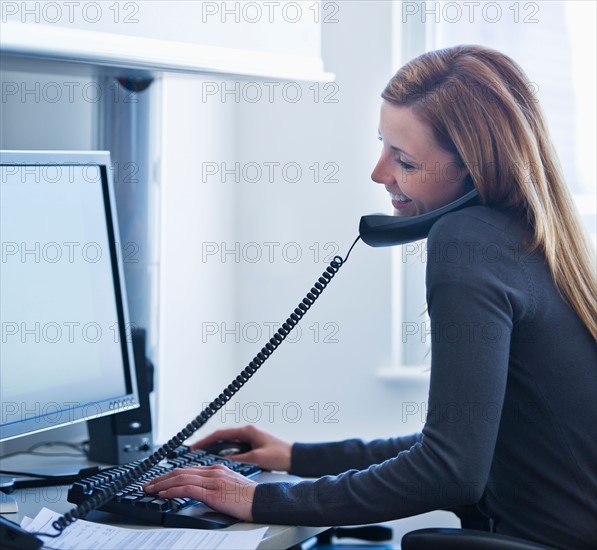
[389,192,412,204]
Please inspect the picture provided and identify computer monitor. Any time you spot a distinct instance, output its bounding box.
[0,150,139,443]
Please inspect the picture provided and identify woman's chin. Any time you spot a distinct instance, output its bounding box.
[392,201,417,216]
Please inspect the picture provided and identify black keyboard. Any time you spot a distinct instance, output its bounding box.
[67,446,262,529]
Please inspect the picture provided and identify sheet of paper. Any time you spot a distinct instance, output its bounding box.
[20,515,33,530]
[25,507,268,550]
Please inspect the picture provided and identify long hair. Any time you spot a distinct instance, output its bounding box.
[382,45,596,340]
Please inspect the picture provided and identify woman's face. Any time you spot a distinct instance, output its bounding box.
[372,101,469,216]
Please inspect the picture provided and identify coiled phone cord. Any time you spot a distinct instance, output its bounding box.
[50,235,361,535]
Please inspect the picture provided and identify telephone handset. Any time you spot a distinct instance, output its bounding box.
[37,189,479,542]
[359,189,479,247]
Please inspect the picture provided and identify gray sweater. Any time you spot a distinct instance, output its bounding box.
[252,206,597,548]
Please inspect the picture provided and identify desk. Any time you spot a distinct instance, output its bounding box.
[0,453,327,550]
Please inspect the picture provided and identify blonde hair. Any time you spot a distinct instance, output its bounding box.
[383,45,596,340]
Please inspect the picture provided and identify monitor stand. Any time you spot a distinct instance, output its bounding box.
[0,491,18,514]
[0,477,17,514]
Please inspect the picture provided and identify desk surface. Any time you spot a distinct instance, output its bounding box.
[0,452,327,549]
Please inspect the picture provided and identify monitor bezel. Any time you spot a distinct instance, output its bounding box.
[0,150,140,442]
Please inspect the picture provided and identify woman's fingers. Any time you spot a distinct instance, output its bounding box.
[143,466,256,521]
[144,465,224,491]
[231,448,273,466]
[189,426,292,471]
[227,451,252,463]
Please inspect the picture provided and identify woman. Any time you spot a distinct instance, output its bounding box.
[144,46,597,547]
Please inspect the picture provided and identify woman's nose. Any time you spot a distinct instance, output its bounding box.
[371,155,393,185]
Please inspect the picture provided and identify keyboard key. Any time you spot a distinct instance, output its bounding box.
[169,497,192,510]
[148,499,169,511]
[135,497,156,508]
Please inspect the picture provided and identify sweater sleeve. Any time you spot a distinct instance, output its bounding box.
[252,211,515,526]
[289,434,423,477]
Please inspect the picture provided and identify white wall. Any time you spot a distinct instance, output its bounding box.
[0,66,96,150]
[3,0,322,58]
[163,0,432,448]
[156,73,239,441]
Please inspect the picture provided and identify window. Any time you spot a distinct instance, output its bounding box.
[391,0,596,370]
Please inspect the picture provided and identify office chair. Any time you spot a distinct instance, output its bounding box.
[401,504,556,550]
[401,505,555,550]
[400,528,556,549]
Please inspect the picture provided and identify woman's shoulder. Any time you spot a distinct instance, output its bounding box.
[425,205,537,279]
[428,205,524,243]
[433,205,519,231]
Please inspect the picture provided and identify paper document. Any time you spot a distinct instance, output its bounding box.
[25,507,268,550]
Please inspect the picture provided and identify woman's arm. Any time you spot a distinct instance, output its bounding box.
[191,425,423,476]
[289,434,423,476]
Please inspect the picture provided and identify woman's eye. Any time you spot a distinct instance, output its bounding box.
[396,158,415,171]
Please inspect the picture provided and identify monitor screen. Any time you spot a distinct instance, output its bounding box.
[0,151,139,441]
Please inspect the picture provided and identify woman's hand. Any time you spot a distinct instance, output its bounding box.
[143,465,256,521]
[191,425,293,472]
